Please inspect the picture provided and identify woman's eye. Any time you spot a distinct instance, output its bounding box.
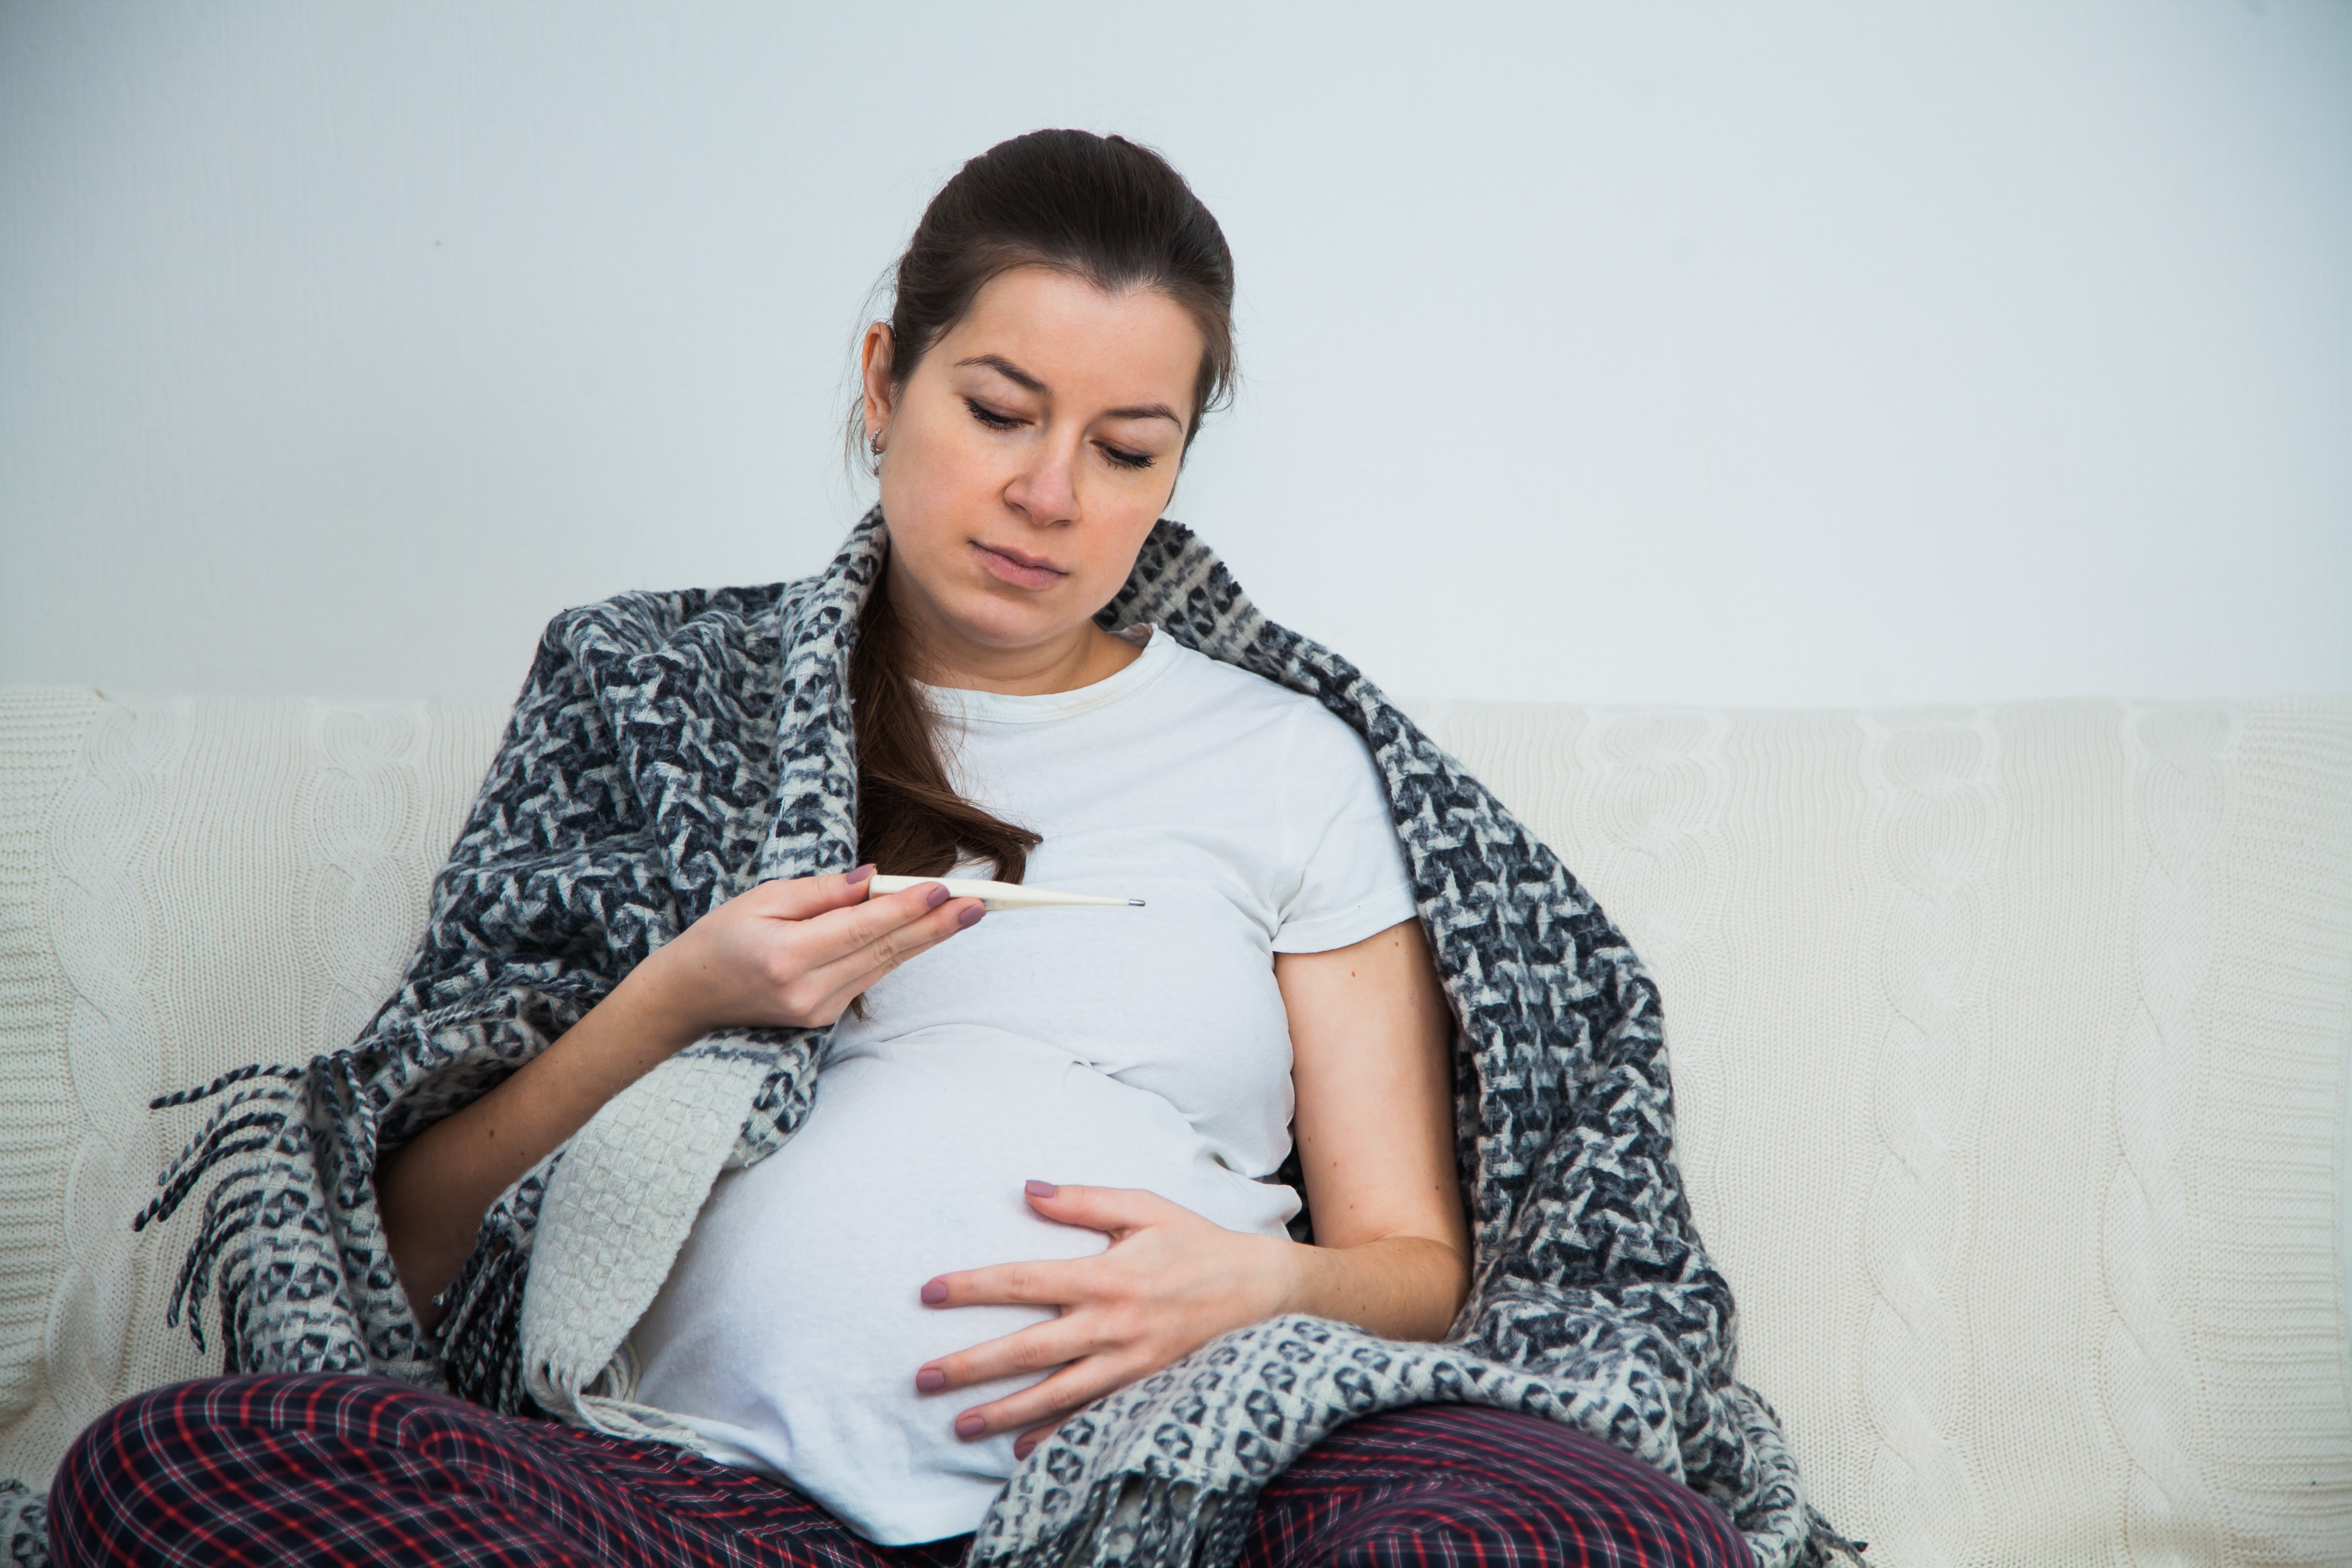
[1099,445,1155,472]
[963,397,1023,431]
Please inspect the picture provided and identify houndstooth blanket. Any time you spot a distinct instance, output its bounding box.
[2,511,1856,1568]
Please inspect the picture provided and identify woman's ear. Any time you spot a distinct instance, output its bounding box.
[860,323,897,450]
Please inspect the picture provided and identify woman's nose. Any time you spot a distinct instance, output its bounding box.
[1004,439,1080,526]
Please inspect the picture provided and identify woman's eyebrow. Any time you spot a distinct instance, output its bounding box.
[957,353,1047,392]
[954,353,1183,429]
[1103,401,1183,429]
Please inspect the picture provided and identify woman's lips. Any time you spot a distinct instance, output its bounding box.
[971,541,1068,591]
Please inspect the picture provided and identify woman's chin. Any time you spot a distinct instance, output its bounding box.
[936,590,1095,654]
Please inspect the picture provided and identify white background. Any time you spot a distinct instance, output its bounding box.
[3,1,2347,707]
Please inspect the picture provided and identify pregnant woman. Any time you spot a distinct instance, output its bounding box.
[35,132,1845,1568]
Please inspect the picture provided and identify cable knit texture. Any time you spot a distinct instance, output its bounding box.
[3,538,2349,1565]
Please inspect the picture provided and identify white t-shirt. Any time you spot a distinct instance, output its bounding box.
[629,627,1418,1545]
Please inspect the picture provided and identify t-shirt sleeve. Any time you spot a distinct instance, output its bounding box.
[1271,708,1421,954]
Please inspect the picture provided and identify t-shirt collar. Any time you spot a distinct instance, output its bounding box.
[915,624,1178,726]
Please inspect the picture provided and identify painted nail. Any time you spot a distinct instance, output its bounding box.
[957,904,984,928]
[846,864,876,885]
[920,1280,949,1304]
[956,1414,987,1439]
[916,1367,946,1393]
[1014,1438,1037,1460]
[1025,1180,1058,1199]
[924,883,952,908]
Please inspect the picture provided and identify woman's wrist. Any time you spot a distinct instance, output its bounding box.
[1263,1234,1315,1321]
[1268,1233,1467,1343]
[609,938,717,1056]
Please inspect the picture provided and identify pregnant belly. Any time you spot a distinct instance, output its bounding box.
[628,1029,1299,1545]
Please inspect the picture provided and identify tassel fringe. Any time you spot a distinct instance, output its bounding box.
[1800,1508,1869,1565]
[1,1478,49,1568]
[438,1228,535,1415]
[147,1060,304,1110]
[132,1065,313,1359]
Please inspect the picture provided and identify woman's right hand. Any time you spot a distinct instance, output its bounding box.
[640,864,984,1037]
[379,864,981,1326]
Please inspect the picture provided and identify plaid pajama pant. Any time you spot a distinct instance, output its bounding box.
[49,1375,1747,1568]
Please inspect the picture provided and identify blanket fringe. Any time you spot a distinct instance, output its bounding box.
[1,1477,48,1568]
[437,1225,535,1415]
[132,1067,312,1357]
[135,1084,297,1228]
[1799,1506,1868,1566]
[147,1059,305,1110]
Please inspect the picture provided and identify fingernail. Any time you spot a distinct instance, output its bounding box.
[916,1367,946,1393]
[924,883,951,908]
[1025,1179,1057,1199]
[1014,1438,1037,1460]
[956,1414,987,1439]
[957,904,984,928]
[920,1280,948,1304]
[846,864,876,885]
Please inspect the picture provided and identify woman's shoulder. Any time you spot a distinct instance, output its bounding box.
[486,581,805,762]
[542,580,796,661]
[1152,635,1377,767]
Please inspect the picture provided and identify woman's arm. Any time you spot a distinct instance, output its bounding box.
[910,916,1470,1455]
[377,868,981,1330]
[1271,914,1470,1336]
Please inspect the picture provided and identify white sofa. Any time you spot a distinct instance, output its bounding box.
[2,686,2346,1565]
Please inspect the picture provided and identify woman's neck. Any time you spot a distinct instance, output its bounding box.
[885,567,1141,697]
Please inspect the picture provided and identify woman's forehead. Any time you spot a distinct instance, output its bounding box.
[936,267,1202,407]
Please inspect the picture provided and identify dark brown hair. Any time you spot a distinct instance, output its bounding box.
[851,130,1238,881]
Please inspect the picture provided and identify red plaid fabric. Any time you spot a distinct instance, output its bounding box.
[50,1376,1746,1568]
[1235,1401,1748,1568]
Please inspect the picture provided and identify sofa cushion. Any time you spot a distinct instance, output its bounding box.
[2,687,2347,1565]
[1400,696,2352,1566]
[0,689,509,1489]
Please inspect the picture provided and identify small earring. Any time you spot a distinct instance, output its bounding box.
[868,430,886,457]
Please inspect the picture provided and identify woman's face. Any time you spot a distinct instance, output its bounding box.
[863,265,1202,668]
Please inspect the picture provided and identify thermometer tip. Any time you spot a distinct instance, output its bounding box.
[1129,898,1146,907]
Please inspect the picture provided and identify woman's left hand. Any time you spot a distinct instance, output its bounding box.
[914,1181,1298,1459]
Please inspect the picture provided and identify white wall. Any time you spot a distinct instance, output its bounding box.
[3,1,2347,707]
